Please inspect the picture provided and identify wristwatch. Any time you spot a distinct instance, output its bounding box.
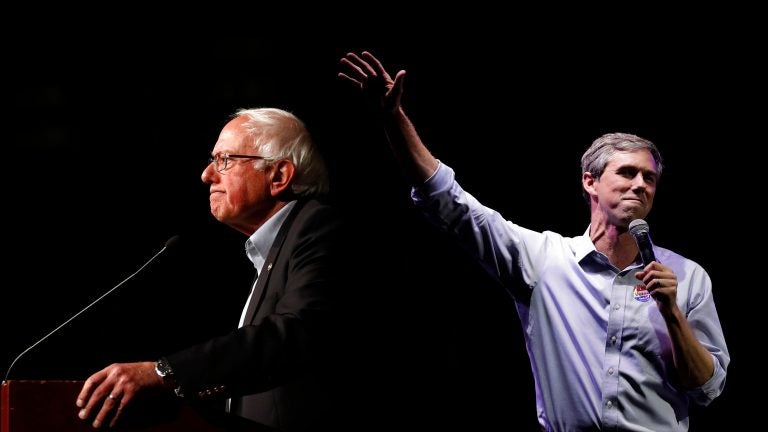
[155,357,183,397]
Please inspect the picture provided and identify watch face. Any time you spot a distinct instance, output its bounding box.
[156,359,172,377]
[153,358,182,397]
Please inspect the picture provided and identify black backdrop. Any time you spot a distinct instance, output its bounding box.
[3,11,759,431]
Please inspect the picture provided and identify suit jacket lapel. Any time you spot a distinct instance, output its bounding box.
[242,200,306,325]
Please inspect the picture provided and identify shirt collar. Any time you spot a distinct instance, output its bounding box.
[572,225,598,263]
[244,200,297,274]
[572,225,645,270]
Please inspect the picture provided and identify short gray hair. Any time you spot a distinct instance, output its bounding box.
[581,132,663,200]
[235,108,329,197]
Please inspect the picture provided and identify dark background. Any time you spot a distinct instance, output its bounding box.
[2,9,760,431]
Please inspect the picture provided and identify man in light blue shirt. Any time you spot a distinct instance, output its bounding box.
[339,51,729,431]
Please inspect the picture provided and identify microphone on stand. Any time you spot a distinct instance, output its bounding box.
[3,235,180,383]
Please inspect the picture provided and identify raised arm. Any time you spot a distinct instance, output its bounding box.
[339,51,438,184]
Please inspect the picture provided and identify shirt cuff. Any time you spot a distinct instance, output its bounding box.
[411,161,453,204]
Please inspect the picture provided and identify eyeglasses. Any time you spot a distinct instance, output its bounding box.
[208,153,268,173]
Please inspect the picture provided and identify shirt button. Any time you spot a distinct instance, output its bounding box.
[613,303,621,310]
[606,400,613,408]
[608,367,614,375]
[610,335,617,344]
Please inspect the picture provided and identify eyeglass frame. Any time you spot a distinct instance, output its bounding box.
[208,152,272,173]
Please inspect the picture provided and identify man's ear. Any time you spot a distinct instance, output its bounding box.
[582,171,597,199]
[269,159,296,197]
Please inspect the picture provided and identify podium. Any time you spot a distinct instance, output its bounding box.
[1,380,271,432]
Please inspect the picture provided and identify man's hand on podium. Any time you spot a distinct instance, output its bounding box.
[75,361,165,428]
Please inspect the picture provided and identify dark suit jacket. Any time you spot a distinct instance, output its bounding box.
[166,199,343,431]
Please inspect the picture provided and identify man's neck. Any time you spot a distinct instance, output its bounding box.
[590,220,638,270]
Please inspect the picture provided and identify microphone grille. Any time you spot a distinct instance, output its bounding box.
[165,235,181,249]
[628,219,649,236]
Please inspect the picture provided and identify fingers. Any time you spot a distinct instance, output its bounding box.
[77,364,116,408]
[337,71,362,86]
[346,52,378,77]
[76,377,96,408]
[646,277,672,292]
[392,69,407,94]
[76,364,132,428]
[361,51,392,80]
[78,385,121,428]
[109,398,126,428]
[338,56,365,85]
[636,264,677,292]
[92,392,123,429]
[339,51,395,86]
[80,385,136,428]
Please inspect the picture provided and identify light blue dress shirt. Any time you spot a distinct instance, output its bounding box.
[412,163,729,432]
[238,200,297,327]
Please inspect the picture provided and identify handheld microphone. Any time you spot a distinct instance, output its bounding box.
[629,219,657,266]
[3,235,180,383]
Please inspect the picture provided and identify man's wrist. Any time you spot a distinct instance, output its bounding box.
[155,357,184,397]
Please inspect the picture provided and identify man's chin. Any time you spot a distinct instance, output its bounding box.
[621,209,649,224]
[209,207,228,223]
